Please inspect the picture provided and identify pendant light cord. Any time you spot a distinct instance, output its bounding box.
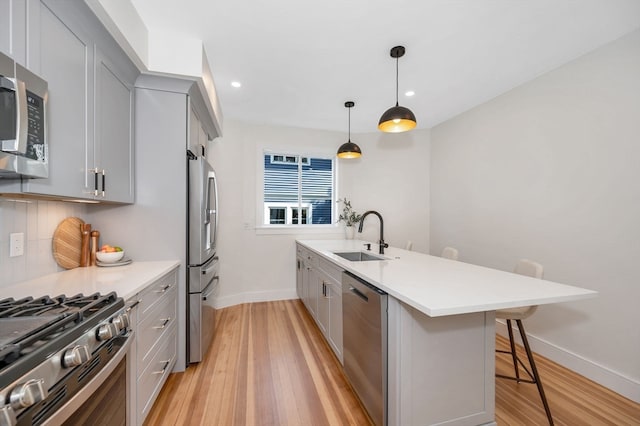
[348,105,351,141]
[395,55,399,107]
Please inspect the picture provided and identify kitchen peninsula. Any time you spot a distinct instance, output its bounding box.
[297,240,596,426]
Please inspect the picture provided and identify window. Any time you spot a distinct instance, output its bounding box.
[263,152,334,226]
[271,155,309,166]
[292,207,308,224]
[269,207,286,224]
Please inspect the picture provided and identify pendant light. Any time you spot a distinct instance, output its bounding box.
[378,45,417,133]
[337,101,362,159]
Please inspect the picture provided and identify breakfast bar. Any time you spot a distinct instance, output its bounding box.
[297,240,597,425]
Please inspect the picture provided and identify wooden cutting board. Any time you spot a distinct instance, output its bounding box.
[52,217,85,269]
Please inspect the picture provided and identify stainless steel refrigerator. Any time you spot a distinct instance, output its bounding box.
[88,79,222,370]
[187,149,219,364]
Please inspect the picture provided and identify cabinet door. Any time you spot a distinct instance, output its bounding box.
[317,277,329,334]
[0,0,28,64]
[302,263,310,310]
[22,1,92,199]
[327,280,343,361]
[94,47,134,203]
[307,268,319,318]
[0,0,9,56]
[296,257,304,299]
[125,298,139,426]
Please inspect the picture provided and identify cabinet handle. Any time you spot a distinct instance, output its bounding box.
[155,284,172,293]
[153,317,171,329]
[90,168,99,196]
[101,169,106,197]
[152,360,171,375]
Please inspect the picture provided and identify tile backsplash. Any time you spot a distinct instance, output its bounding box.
[0,199,87,287]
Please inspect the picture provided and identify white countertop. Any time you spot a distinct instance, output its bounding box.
[298,239,597,317]
[2,260,180,302]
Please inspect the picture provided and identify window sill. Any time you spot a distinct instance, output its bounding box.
[254,225,345,236]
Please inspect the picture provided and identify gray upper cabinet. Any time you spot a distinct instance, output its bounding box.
[0,0,28,64]
[0,0,137,203]
[94,47,135,203]
[20,2,93,200]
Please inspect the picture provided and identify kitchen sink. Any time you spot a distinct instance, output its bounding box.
[333,251,386,262]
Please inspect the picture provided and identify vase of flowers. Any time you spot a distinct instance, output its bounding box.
[337,198,361,239]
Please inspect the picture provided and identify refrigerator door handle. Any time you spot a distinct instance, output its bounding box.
[201,257,219,275]
[206,171,219,253]
[202,277,219,301]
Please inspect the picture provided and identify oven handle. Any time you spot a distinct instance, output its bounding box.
[41,333,132,426]
[126,299,140,313]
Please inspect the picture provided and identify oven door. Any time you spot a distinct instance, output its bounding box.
[41,335,132,426]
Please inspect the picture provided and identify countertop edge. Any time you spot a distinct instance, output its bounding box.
[2,260,181,302]
[297,239,597,318]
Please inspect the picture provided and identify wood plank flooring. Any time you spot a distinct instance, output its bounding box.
[144,300,371,425]
[145,300,640,425]
[495,335,640,425]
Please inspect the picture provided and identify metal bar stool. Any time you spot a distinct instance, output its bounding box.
[496,259,553,425]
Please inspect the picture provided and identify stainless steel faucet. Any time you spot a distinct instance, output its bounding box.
[358,210,389,254]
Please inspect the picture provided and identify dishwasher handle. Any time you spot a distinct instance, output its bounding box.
[349,286,369,302]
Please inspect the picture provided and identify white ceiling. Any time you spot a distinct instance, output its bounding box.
[129,0,640,133]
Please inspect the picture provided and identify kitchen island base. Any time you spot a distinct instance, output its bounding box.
[388,298,496,426]
[296,239,595,425]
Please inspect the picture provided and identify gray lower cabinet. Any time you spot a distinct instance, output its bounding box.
[295,243,343,362]
[0,0,136,202]
[316,257,343,362]
[327,278,343,360]
[296,254,305,299]
[127,268,178,425]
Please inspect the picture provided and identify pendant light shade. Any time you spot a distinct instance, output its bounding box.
[378,46,417,133]
[337,101,362,159]
[378,105,417,133]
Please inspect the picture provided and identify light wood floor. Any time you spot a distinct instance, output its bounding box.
[146,300,640,425]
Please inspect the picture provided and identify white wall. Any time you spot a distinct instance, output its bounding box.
[206,120,430,307]
[430,29,640,401]
[339,129,431,254]
[0,199,87,287]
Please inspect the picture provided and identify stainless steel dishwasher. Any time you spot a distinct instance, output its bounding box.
[342,271,388,426]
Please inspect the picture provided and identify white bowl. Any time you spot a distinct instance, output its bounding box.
[96,250,124,263]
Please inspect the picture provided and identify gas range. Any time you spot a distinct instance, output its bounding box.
[0,292,130,426]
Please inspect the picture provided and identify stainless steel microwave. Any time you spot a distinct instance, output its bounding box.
[0,51,48,178]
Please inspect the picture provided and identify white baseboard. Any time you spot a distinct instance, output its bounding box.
[496,320,640,403]
[214,289,298,310]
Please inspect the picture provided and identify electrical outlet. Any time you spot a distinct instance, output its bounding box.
[10,233,24,257]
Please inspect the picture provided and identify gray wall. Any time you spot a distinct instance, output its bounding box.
[429,29,640,401]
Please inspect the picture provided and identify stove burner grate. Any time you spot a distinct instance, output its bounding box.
[0,292,120,368]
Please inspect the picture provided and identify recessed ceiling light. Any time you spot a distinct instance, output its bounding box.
[231,81,242,88]
[405,90,415,97]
